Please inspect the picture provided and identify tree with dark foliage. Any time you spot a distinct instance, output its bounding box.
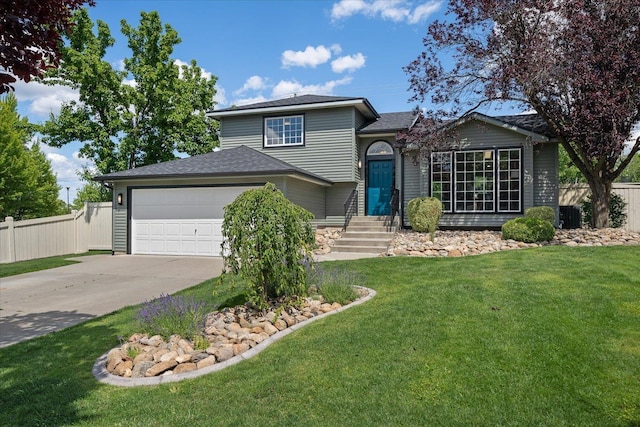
[0,0,94,93]
[405,0,640,228]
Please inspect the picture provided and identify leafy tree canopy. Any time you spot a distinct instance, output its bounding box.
[0,0,94,93]
[71,169,111,210]
[0,94,63,220]
[404,0,640,228]
[41,9,219,175]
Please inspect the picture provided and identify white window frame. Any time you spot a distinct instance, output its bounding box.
[264,115,304,147]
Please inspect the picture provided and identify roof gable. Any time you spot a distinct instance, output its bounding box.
[453,112,556,141]
[358,111,418,134]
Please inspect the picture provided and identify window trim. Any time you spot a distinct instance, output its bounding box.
[430,151,453,213]
[263,114,305,148]
[453,150,496,213]
[496,148,522,213]
[430,147,523,214]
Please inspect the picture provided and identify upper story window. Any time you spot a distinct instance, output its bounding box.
[264,115,304,147]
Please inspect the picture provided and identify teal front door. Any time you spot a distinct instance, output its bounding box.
[367,159,393,215]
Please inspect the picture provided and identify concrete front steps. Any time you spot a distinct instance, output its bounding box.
[331,216,396,254]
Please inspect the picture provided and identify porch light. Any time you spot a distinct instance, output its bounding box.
[117,193,123,205]
[358,160,362,169]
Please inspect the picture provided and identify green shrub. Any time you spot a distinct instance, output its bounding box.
[309,266,360,305]
[221,183,316,309]
[407,197,443,240]
[582,192,627,228]
[525,206,555,223]
[502,217,556,243]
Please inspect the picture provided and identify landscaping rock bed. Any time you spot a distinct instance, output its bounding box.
[314,227,343,254]
[97,288,371,385]
[386,227,640,257]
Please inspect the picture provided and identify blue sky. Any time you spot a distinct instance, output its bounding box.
[14,0,447,202]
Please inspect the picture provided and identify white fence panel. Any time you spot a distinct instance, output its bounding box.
[559,183,640,232]
[84,202,113,250]
[0,202,113,264]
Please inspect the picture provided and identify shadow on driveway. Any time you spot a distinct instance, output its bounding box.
[0,310,96,348]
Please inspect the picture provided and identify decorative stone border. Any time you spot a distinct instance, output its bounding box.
[92,286,376,387]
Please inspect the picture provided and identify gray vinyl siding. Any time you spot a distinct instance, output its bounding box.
[113,182,128,253]
[402,156,421,226]
[282,178,326,220]
[320,182,358,226]
[220,107,357,182]
[533,142,559,224]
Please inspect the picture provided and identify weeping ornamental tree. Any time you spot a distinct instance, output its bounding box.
[221,183,316,309]
[405,0,640,228]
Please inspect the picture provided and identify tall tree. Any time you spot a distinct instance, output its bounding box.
[41,9,218,174]
[405,0,640,228]
[71,169,111,210]
[0,0,94,93]
[0,94,62,220]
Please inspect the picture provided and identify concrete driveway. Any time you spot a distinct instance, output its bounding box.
[0,255,223,348]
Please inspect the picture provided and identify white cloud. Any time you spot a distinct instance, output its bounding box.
[331,0,368,20]
[214,85,228,107]
[332,53,366,73]
[174,59,214,80]
[234,75,268,95]
[408,1,442,24]
[113,59,126,71]
[232,95,268,107]
[282,45,334,68]
[271,76,353,99]
[13,79,80,119]
[331,0,441,24]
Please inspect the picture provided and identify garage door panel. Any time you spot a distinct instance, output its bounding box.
[131,187,256,256]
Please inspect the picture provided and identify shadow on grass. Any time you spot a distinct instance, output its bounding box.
[0,320,119,426]
[0,310,96,348]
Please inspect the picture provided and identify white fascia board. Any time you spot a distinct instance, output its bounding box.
[208,99,378,120]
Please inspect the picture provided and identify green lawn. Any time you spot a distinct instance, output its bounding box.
[0,246,639,426]
[0,251,111,278]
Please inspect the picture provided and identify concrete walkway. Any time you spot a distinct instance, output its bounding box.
[0,255,223,348]
[0,252,377,348]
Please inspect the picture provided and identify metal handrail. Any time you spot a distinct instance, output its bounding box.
[386,187,400,231]
[343,189,358,230]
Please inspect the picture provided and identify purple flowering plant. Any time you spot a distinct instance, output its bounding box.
[135,293,209,341]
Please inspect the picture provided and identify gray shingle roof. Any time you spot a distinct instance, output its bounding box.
[94,145,332,184]
[358,111,417,134]
[493,114,556,138]
[212,94,367,112]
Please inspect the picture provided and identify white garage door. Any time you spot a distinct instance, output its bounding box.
[131,187,253,256]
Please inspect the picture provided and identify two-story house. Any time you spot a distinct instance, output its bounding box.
[96,94,558,256]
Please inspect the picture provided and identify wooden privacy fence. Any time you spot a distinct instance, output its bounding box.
[559,183,640,232]
[0,202,112,264]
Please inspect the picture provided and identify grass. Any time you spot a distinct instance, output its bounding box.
[0,251,111,278]
[0,246,639,426]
